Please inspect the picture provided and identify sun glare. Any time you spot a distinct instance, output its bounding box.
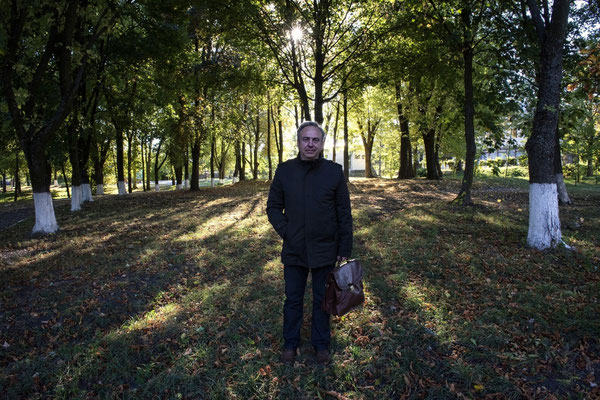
[290,26,303,42]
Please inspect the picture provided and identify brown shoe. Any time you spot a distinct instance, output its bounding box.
[280,348,296,364]
[315,349,330,365]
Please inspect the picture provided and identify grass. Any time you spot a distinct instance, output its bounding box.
[0,178,599,399]
[0,179,234,204]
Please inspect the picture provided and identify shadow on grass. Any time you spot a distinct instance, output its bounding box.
[0,179,598,399]
[354,181,599,398]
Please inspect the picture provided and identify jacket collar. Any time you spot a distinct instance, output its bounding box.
[296,153,324,166]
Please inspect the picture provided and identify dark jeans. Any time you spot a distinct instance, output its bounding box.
[283,264,334,351]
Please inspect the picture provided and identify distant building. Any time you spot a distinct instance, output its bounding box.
[323,149,366,176]
[478,130,526,164]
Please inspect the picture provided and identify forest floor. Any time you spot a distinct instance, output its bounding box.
[0,178,599,399]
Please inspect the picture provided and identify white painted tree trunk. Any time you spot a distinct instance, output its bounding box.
[71,185,82,211]
[81,183,93,202]
[176,184,183,190]
[555,173,571,205]
[155,183,160,192]
[527,183,562,250]
[117,181,127,195]
[33,192,59,234]
[96,184,104,195]
[184,179,189,189]
[54,179,59,187]
[211,177,214,187]
[232,176,238,184]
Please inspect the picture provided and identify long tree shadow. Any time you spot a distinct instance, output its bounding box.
[0,182,279,396]
[354,182,600,398]
[1,179,598,399]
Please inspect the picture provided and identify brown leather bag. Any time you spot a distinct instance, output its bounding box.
[322,259,365,316]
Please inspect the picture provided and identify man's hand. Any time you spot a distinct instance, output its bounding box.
[337,256,348,264]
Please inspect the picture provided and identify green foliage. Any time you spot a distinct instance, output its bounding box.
[509,167,527,178]
[518,154,529,167]
[563,163,588,181]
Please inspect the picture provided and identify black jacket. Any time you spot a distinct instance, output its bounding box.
[266,155,353,268]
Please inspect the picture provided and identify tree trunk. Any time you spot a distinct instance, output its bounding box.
[61,164,70,199]
[115,126,126,195]
[364,142,375,178]
[13,149,21,201]
[343,91,349,181]
[68,119,83,211]
[80,162,93,202]
[127,134,133,193]
[554,125,571,205]
[455,40,476,204]
[190,138,201,191]
[92,136,110,196]
[233,140,241,183]
[525,0,570,250]
[294,104,299,129]
[396,84,413,179]
[253,115,260,179]
[240,140,247,181]
[413,146,420,175]
[184,148,190,189]
[2,172,6,193]
[154,140,166,192]
[140,138,146,191]
[94,156,104,195]
[586,155,594,177]
[423,129,440,180]
[146,139,151,192]
[267,105,273,180]
[175,166,183,189]
[435,130,443,179]
[210,130,215,187]
[272,105,284,165]
[332,101,340,163]
[218,139,227,180]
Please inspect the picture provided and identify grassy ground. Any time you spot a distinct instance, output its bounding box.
[0,179,233,204]
[0,178,598,399]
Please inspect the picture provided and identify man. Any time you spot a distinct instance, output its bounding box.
[266,121,353,365]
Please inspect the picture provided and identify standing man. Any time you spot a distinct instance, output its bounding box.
[266,121,353,365]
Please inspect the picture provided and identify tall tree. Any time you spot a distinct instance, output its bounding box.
[395,83,414,179]
[1,0,126,233]
[415,0,505,203]
[353,86,392,178]
[254,0,379,124]
[522,0,570,249]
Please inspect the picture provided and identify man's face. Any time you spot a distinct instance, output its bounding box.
[298,126,324,161]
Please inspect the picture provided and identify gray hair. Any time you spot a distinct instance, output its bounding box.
[296,121,325,140]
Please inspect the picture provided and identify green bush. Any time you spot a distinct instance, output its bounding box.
[518,154,528,167]
[563,163,587,181]
[510,167,527,177]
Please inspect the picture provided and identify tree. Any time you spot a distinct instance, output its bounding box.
[253,0,379,125]
[522,0,571,250]
[353,86,393,178]
[395,83,415,179]
[1,0,127,233]
[411,1,507,202]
